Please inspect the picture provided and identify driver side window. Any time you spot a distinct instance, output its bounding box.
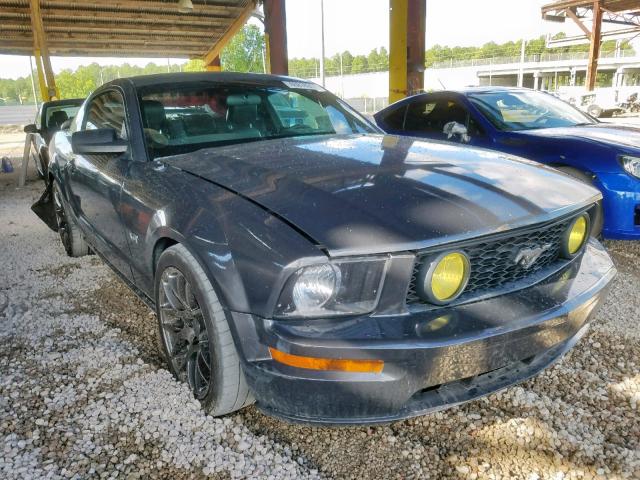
[405,97,482,140]
[84,91,128,140]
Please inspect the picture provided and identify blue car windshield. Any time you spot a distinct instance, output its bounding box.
[468,90,595,131]
[138,82,376,159]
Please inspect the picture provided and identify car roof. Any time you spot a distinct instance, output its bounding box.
[43,98,84,108]
[106,72,322,90]
[418,86,536,95]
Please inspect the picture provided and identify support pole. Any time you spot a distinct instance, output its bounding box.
[29,0,58,100]
[28,56,38,107]
[406,0,426,95]
[319,0,325,86]
[389,0,425,103]
[389,0,408,103]
[33,50,48,102]
[264,0,288,75]
[586,0,602,91]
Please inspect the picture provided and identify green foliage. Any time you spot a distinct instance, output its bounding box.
[183,59,205,72]
[424,34,633,67]
[289,47,388,78]
[0,28,633,104]
[0,75,39,105]
[220,25,266,73]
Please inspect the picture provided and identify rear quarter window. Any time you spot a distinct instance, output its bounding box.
[380,105,407,130]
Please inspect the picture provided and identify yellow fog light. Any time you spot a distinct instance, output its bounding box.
[419,251,470,304]
[562,214,589,258]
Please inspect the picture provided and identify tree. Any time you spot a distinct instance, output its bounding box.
[351,55,368,74]
[184,59,205,72]
[220,24,265,73]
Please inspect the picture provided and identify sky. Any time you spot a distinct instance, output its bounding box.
[0,0,583,80]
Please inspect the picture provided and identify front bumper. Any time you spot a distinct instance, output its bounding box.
[596,173,640,239]
[231,240,615,425]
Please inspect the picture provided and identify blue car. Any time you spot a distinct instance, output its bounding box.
[374,87,640,240]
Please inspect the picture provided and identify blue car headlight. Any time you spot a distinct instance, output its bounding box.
[274,258,387,318]
[619,155,640,179]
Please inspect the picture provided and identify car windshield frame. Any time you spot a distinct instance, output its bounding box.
[137,81,378,160]
[468,90,596,132]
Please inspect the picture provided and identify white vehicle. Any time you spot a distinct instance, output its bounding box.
[572,88,623,118]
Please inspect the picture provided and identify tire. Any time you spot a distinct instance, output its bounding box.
[155,244,253,416]
[556,166,604,237]
[52,182,89,257]
[587,104,602,118]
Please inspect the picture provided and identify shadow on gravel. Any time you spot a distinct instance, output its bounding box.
[80,273,163,368]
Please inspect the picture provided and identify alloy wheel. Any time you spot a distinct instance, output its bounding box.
[159,267,211,399]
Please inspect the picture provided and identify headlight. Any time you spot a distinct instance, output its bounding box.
[561,213,589,258]
[619,155,640,179]
[417,251,470,305]
[292,264,339,311]
[275,258,387,318]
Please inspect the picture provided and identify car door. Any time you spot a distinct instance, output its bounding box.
[66,89,135,280]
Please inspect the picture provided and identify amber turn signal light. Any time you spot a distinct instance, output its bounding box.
[269,347,384,374]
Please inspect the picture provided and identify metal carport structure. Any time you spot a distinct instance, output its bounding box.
[0,0,426,104]
[541,0,640,90]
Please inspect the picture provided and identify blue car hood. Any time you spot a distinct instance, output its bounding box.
[518,123,640,150]
[163,134,600,256]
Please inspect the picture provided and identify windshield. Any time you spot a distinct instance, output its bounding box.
[468,90,595,131]
[138,82,376,159]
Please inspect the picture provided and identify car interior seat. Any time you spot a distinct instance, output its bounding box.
[48,110,69,132]
[226,94,263,137]
[142,100,167,132]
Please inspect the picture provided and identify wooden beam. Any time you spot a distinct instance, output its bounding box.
[565,7,592,36]
[264,0,288,75]
[7,9,234,27]
[407,0,426,95]
[0,17,227,36]
[203,0,255,65]
[0,40,203,57]
[205,55,222,71]
[29,0,58,100]
[586,0,603,90]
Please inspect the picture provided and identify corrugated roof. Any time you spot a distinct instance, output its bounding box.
[0,0,254,57]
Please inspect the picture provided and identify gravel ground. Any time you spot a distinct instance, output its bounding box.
[1,169,639,479]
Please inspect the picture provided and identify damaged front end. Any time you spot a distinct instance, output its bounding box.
[31,181,58,232]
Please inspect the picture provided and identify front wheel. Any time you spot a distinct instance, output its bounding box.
[155,244,253,416]
[557,166,604,237]
[53,182,89,257]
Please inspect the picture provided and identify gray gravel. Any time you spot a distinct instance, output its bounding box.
[1,173,639,479]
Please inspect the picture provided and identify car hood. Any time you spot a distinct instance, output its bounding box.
[163,134,600,256]
[517,123,640,150]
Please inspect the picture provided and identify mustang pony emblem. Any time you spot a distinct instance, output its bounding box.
[514,243,553,269]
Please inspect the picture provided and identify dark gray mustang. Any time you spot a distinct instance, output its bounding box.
[39,72,615,424]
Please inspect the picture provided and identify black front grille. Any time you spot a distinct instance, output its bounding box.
[407,217,574,305]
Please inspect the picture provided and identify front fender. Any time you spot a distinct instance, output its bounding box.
[124,162,321,318]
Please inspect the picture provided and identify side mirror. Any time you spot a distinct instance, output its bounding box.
[61,119,72,130]
[443,121,470,143]
[71,128,128,155]
[24,123,38,134]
